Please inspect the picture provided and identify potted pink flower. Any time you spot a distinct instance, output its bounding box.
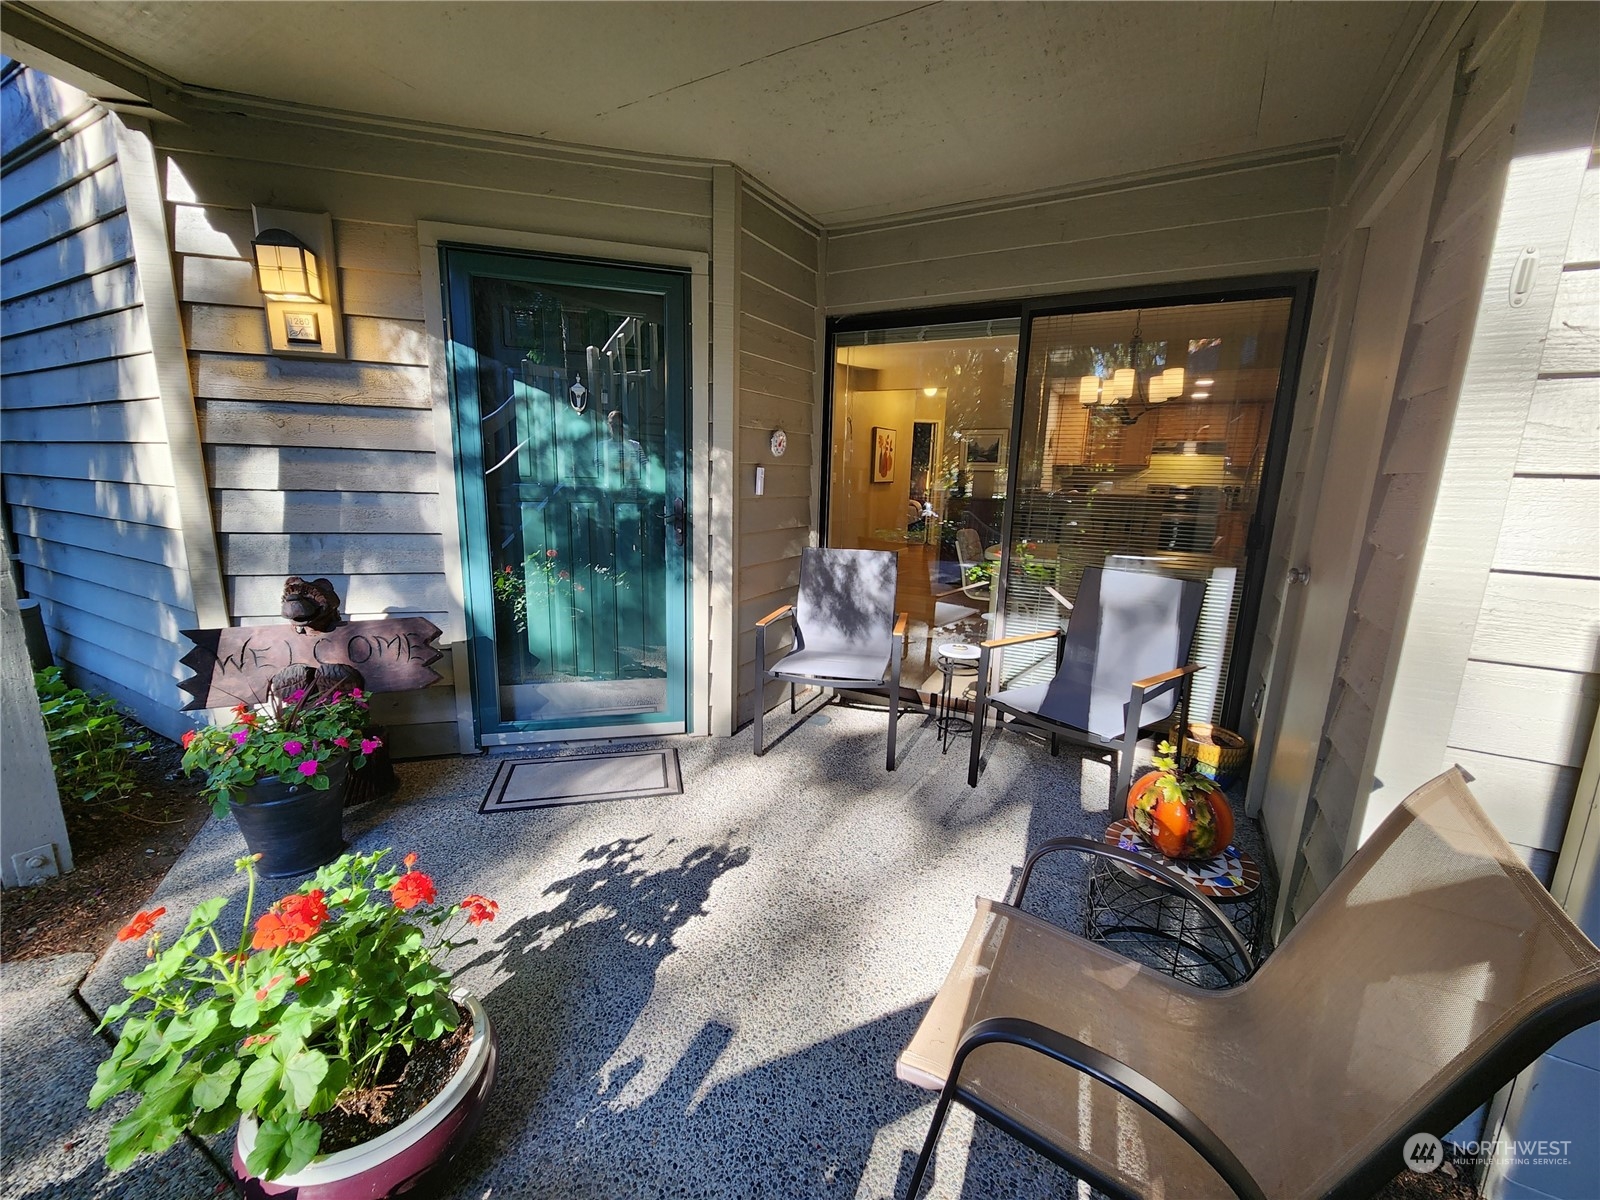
[181,689,382,877]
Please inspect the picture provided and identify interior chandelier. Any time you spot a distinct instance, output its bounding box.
[1078,312,1184,426]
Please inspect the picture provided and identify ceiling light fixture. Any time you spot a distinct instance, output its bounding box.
[1078,311,1184,426]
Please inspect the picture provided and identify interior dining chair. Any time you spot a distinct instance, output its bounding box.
[897,768,1600,1199]
[967,566,1206,797]
[752,547,909,771]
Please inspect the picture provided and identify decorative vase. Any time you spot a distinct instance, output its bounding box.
[227,757,350,878]
[1126,771,1235,860]
[232,992,498,1200]
[1182,723,1251,788]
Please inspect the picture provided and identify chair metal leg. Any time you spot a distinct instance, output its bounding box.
[967,645,992,787]
[904,1086,957,1199]
[790,681,797,714]
[1115,698,1142,800]
[887,631,904,771]
[1050,733,1059,757]
[754,629,767,757]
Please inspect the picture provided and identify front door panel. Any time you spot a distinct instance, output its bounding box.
[444,248,689,738]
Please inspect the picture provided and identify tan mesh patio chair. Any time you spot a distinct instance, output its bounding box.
[897,769,1600,1200]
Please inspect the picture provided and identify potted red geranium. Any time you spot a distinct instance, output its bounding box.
[92,849,499,1198]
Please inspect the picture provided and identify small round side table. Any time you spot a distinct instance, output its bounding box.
[934,642,981,753]
[1082,818,1266,987]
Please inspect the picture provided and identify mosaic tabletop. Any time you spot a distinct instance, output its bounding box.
[1103,818,1261,899]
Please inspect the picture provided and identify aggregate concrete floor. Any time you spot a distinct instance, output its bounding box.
[16,703,1266,1200]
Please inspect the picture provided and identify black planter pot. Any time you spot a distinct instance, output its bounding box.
[228,758,350,878]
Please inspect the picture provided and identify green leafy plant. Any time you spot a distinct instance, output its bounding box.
[34,667,151,804]
[1013,540,1055,582]
[90,849,499,1180]
[180,689,381,817]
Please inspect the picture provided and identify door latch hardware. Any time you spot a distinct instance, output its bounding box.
[663,498,687,548]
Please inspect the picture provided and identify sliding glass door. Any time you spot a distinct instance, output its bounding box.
[1002,295,1297,722]
[827,320,1021,690]
[825,283,1306,728]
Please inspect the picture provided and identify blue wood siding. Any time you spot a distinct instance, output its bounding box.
[1,64,197,736]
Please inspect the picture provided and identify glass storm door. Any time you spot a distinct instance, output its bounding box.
[444,248,690,739]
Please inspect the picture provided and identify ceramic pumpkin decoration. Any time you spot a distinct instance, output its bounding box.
[1126,740,1235,859]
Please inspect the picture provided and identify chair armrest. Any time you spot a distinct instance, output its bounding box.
[755,604,794,628]
[1013,836,1254,982]
[949,1016,1267,1200]
[980,629,1061,650]
[1131,662,1203,693]
[1044,585,1074,613]
[893,612,908,639]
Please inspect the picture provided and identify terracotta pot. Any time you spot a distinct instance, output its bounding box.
[227,757,350,879]
[233,992,498,1200]
[1126,770,1235,859]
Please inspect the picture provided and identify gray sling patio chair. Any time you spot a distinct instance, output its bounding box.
[753,547,909,771]
[967,566,1205,796]
[897,768,1600,1200]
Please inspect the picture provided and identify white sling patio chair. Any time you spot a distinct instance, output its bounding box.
[753,547,909,771]
[967,566,1206,797]
[897,769,1600,1200]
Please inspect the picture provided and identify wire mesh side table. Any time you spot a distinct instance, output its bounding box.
[934,642,981,753]
[1083,819,1265,987]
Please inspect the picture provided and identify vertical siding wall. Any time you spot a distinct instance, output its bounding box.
[1289,5,1545,911]
[0,66,197,736]
[148,104,715,752]
[1445,143,1600,872]
[735,184,820,726]
[822,154,1334,314]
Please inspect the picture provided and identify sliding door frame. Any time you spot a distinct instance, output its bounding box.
[822,271,1316,730]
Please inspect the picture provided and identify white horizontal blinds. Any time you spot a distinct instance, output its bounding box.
[1003,297,1293,721]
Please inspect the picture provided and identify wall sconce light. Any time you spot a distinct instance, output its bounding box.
[252,228,323,303]
[250,206,344,359]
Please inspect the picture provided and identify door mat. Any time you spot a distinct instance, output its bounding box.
[479,749,682,814]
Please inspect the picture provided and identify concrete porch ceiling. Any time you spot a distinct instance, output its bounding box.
[12,1,1426,225]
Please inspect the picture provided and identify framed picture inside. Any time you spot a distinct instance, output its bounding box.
[962,428,1006,471]
[871,426,896,483]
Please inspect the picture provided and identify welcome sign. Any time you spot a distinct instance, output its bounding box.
[179,617,444,710]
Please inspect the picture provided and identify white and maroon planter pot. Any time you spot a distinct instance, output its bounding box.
[232,992,497,1200]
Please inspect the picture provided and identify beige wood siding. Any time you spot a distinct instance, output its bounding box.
[823,153,1334,315]
[1440,147,1600,875]
[1287,5,1544,913]
[735,183,820,726]
[149,101,716,754]
[0,66,196,739]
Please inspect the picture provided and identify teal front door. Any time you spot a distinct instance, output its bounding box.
[444,247,690,739]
